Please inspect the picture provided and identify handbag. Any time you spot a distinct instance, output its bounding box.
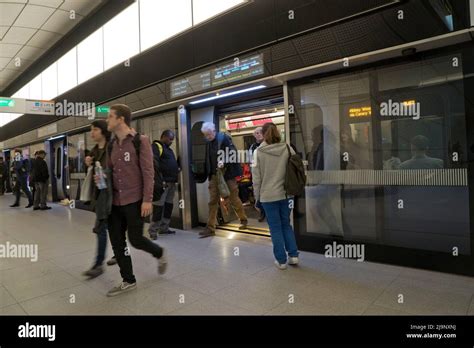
[216,168,230,198]
[80,166,93,202]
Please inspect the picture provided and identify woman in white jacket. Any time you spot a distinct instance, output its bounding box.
[252,123,299,270]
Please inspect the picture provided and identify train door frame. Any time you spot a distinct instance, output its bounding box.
[48,136,68,201]
[177,104,195,230]
[185,86,286,235]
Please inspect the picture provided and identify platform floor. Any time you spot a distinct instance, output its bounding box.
[0,193,473,315]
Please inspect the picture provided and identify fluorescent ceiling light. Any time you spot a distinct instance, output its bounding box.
[189,85,266,105]
[0,113,24,127]
[47,135,66,141]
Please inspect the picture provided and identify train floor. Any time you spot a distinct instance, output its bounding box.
[0,193,473,315]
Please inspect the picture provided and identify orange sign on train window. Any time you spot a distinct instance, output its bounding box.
[349,106,372,118]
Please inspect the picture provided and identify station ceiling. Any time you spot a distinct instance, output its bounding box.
[0,0,105,92]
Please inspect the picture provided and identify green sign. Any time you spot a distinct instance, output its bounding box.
[96,106,110,113]
[0,98,15,107]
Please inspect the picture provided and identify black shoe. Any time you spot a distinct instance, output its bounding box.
[10,203,19,207]
[40,206,52,210]
[25,203,33,208]
[106,257,117,266]
[33,207,41,211]
[258,213,266,222]
[158,229,176,235]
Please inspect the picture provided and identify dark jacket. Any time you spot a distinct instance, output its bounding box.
[0,162,6,179]
[205,132,242,181]
[152,140,179,183]
[13,158,29,180]
[32,157,49,183]
[93,167,113,233]
[89,144,107,210]
[29,158,37,183]
[88,143,112,233]
[249,142,261,155]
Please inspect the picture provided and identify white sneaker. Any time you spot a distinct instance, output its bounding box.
[158,248,168,275]
[274,260,287,270]
[106,281,137,297]
[288,257,299,266]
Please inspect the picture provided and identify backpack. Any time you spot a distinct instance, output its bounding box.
[217,132,235,153]
[284,144,306,196]
[107,133,141,161]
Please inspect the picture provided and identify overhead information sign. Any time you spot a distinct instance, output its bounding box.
[212,54,264,87]
[170,53,264,99]
[25,100,55,115]
[0,97,54,115]
[171,72,211,99]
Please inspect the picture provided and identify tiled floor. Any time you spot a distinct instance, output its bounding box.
[0,194,473,315]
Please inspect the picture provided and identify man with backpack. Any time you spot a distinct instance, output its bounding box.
[102,104,167,297]
[10,149,33,208]
[200,122,248,238]
[149,130,180,239]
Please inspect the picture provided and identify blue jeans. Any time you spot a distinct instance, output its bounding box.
[262,199,299,264]
[94,221,108,268]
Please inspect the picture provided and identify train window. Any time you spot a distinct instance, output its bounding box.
[289,51,470,254]
[68,133,86,175]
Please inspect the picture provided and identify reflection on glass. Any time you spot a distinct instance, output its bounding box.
[68,134,85,175]
[399,135,443,169]
[382,142,400,170]
[290,53,470,254]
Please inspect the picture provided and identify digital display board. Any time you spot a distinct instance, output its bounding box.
[212,54,264,87]
[170,53,264,99]
[170,72,211,98]
[349,106,372,118]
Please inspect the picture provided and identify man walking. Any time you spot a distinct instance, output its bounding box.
[199,122,247,238]
[149,130,180,239]
[104,104,167,297]
[10,149,33,208]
